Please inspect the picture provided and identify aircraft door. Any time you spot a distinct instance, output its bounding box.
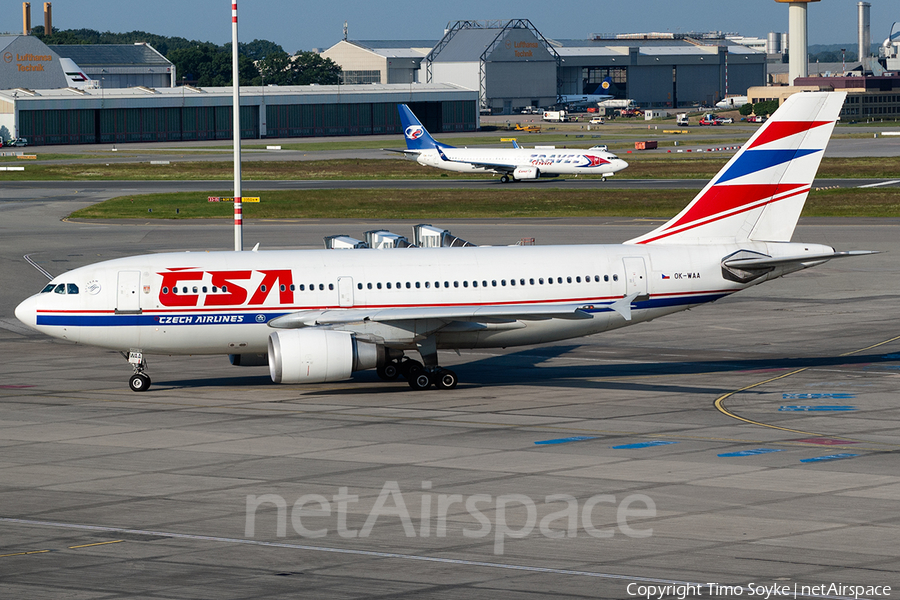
[337,277,354,307]
[622,257,648,297]
[116,270,142,314]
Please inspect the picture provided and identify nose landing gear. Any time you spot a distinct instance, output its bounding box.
[123,350,151,392]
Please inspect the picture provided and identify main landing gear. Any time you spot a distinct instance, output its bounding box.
[377,357,459,391]
[123,351,151,392]
[376,337,458,391]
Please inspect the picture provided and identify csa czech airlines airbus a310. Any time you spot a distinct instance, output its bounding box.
[390,104,628,183]
[16,92,872,393]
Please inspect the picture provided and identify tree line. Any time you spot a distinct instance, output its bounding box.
[32,27,342,87]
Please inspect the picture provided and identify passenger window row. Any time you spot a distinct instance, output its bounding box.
[163,283,336,295]
[158,274,619,297]
[355,274,616,291]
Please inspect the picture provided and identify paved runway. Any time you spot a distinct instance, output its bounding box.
[1,193,898,598]
[0,177,897,205]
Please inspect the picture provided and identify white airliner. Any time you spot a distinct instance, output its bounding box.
[715,96,749,109]
[16,91,871,393]
[391,104,628,183]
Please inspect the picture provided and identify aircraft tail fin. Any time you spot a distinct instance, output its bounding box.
[59,57,92,90]
[626,91,846,245]
[398,104,453,151]
[593,77,613,95]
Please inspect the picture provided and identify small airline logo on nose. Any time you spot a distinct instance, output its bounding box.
[584,155,609,167]
[405,126,424,140]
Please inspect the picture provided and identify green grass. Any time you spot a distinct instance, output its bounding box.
[67,187,900,220]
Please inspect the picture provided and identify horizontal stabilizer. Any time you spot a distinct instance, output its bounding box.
[724,250,878,270]
[383,148,421,156]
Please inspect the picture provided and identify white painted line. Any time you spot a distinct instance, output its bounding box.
[0,517,872,599]
[857,180,900,188]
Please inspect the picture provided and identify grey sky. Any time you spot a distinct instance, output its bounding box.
[2,1,896,53]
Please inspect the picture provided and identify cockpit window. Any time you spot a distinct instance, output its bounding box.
[54,284,66,294]
[41,283,55,293]
[67,283,79,295]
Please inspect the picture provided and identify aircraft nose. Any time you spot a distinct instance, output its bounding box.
[618,159,629,171]
[15,295,37,330]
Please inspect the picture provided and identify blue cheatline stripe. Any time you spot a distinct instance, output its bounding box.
[612,441,677,450]
[718,448,783,457]
[779,406,856,412]
[715,148,820,184]
[782,393,855,400]
[36,312,290,327]
[34,293,731,329]
[534,436,597,445]
[800,453,859,463]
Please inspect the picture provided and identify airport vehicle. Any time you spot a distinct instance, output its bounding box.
[391,104,627,183]
[676,114,689,126]
[16,92,869,393]
[715,96,749,109]
[556,78,614,108]
[7,138,28,147]
[541,110,568,122]
[589,117,605,125]
[699,115,723,126]
[618,108,642,118]
[747,115,767,123]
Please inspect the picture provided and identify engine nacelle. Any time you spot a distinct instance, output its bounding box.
[267,329,384,384]
[513,165,540,180]
[229,353,268,366]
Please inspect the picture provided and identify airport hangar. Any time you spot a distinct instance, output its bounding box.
[0,34,478,146]
[321,20,768,113]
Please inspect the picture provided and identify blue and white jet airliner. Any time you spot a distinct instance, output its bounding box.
[391,104,629,183]
[16,92,872,393]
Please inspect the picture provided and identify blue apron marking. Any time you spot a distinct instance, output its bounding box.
[612,441,677,450]
[718,448,783,457]
[779,405,856,412]
[782,393,855,400]
[800,453,859,463]
[534,436,597,445]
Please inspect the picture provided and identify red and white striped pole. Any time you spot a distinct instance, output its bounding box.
[231,0,243,251]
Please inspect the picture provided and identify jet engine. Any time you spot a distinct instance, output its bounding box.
[267,329,385,384]
[513,165,540,180]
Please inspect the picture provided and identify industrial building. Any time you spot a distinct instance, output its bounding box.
[0,83,477,146]
[321,20,769,112]
[49,43,176,89]
[0,33,477,145]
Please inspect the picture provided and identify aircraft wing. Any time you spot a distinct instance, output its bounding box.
[436,147,518,174]
[268,303,596,329]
